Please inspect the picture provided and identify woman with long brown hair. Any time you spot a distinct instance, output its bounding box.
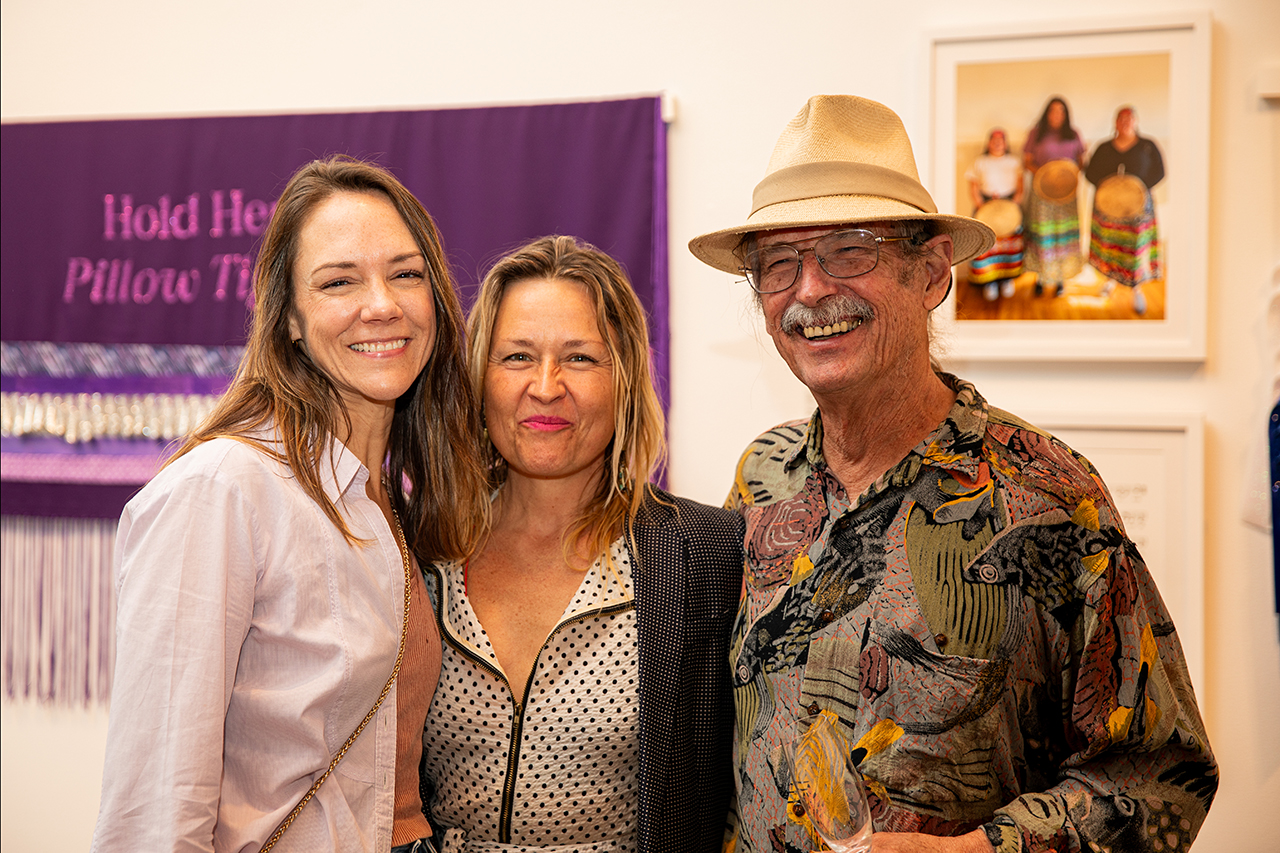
[1022,96,1088,296]
[92,156,488,853]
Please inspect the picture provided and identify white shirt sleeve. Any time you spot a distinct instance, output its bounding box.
[92,436,401,853]
[92,449,257,853]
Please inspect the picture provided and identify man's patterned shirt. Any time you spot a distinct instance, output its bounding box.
[726,377,1215,853]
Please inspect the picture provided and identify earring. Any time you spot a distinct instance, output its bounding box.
[482,423,507,478]
[616,460,631,493]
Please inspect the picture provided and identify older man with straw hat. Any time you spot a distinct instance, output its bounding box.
[691,95,1215,853]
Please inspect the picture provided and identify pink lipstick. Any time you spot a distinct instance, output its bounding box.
[522,415,571,432]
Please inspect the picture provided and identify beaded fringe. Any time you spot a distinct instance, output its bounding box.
[2,392,218,442]
[1,342,235,705]
[1,515,116,704]
[2,391,217,705]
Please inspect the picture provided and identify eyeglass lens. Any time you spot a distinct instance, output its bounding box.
[747,230,883,293]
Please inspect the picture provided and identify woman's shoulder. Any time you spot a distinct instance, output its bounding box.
[419,559,462,610]
[632,491,743,596]
[162,434,285,479]
[638,489,742,537]
[131,435,288,511]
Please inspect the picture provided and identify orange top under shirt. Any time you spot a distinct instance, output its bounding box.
[392,561,441,845]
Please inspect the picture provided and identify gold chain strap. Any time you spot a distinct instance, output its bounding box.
[259,502,413,853]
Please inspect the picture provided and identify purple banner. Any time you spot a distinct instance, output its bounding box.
[2,97,665,346]
[2,97,669,517]
[0,482,142,518]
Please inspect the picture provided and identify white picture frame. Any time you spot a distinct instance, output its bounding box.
[1025,410,1206,698]
[926,12,1210,362]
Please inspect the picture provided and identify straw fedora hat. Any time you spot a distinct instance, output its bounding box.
[689,95,995,275]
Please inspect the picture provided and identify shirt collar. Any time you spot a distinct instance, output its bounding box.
[782,373,990,480]
[253,422,369,503]
[912,375,988,479]
[783,409,824,471]
[319,435,369,504]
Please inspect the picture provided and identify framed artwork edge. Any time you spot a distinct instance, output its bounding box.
[922,12,1211,363]
[1024,409,1207,701]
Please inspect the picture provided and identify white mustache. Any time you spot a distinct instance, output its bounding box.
[777,295,875,334]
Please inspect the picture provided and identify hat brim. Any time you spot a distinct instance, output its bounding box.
[688,195,996,276]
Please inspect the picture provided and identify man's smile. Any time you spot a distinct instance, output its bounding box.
[800,318,864,340]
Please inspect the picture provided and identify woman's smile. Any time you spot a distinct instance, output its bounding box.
[484,277,615,484]
[522,414,573,431]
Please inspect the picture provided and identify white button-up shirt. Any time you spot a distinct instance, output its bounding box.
[92,433,405,853]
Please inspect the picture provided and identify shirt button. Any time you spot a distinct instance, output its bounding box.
[820,610,835,624]
[793,802,806,817]
[935,633,948,648]
[807,702,821,716]
[737,664,751,683]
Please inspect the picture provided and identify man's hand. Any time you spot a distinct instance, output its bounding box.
[869,827,996,852]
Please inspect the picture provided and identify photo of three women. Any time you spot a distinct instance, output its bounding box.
[962,96,1166,318]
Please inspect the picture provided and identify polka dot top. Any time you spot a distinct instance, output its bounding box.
[424,538,639,853]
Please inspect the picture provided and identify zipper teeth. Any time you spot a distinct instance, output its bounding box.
[428,563,524,842]
[432,558,636,844]
[496,602,634,842]
[498,699,523,843]
[429,563,509,682]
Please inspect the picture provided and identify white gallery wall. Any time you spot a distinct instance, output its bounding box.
[2,0,1276,850]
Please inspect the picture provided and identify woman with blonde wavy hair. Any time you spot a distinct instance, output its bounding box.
[92,156,488,853]
[421,236,743,853]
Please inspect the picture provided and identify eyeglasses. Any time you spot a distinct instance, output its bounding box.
[740,229,922,294]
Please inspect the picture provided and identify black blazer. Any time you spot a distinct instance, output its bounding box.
[421,490,743,853]
[629,491,743,853]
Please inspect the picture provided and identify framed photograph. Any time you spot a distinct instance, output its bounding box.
[926,13,1210,361]
[1026,411,1206,696]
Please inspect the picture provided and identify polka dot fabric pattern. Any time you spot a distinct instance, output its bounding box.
[627,496,744,853]
[425,541,639,851]
[422,492,744,853]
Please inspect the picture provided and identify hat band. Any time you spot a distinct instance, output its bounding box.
[751,161,938,217]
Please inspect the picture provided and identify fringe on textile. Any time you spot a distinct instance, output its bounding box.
[1,515,116,705]
[2,392,219,444]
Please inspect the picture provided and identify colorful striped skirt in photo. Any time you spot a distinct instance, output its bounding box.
[1089,191,1161,287]
[969,228,1024,285]
[1025,193,1084,283]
